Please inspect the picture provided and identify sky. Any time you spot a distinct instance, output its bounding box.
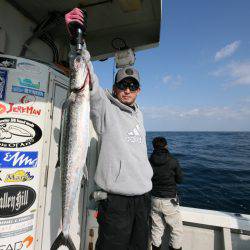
[93,0,250,131]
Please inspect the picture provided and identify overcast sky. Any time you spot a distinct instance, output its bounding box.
[93,0,250,131]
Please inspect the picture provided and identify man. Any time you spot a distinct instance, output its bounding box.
[65,8,153,250]
[149,137,183,250]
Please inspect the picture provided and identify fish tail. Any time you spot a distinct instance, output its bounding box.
[55,160,60,168]
[50,232,76,250]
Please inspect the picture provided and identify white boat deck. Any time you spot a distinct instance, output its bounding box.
[84,207,250,250]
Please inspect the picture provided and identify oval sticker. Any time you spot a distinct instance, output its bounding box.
[0,117,42,148]
[0,185,36,218]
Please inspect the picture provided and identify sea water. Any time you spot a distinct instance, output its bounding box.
[146,132,250,214]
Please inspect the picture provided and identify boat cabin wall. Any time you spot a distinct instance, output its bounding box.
[0,0,65,63]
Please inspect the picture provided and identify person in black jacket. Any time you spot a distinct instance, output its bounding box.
[149,137,183,250]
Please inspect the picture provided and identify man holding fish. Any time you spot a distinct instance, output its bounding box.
[64,8,153,250]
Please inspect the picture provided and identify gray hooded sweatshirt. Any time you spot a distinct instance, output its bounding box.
[90,76,153,196]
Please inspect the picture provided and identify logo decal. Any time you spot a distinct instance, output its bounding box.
[17,78,40,90]
[0,214,34,226]
[12,86,45,98]
[126,124,142,143]
[18,61,41,74]
[4,170,34,183]
[19,95,36,105]
[0,103,7,114]
[0,185,36,218]
[23,235,33,248]
[0,103,41,116]
[0,235,33,249]
[0,70,8,101]
[125,68,133,75]
[0,225,33,238]
[12,77,45,97]
[0,151,38,169]
[0,118,42,148]
[0,57,16,69]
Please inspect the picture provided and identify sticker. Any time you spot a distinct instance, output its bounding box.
[0,235,33,248]
[12,86,45,98]
[0,103,41,116]
[19,95,36,105]
[16,78,40,90]
[18,62,41,74]
[0,151,38,169]
[0,215,34,239]
[0,57,16,69]
[0,226,33,238]
[23,235,34,248]
[4,170,34,183]
[0,103,6,113]
[0,118,42,148]
[0,70,7,101]
[0,185,36,218]
[0,214,34,226]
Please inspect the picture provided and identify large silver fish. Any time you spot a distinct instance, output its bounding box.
[51,49,90,250]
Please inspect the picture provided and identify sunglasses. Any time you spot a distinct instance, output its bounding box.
[115,81,140,92]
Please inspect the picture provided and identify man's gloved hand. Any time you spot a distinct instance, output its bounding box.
[66,9,98,88]
[65,8,85,37]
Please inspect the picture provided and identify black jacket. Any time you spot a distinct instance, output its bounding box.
[149,148,183,198]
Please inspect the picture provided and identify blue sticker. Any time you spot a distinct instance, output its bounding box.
[0,151,38,168]
[12,86,45,98]
[0,70,8,100]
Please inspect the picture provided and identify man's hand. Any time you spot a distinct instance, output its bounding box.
[65,8,85,37]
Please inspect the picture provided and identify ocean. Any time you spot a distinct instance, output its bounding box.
[146,132,250,215]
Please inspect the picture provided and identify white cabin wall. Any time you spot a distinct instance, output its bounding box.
[0,0,53,62]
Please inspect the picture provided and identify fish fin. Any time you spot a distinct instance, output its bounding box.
[83,164,88,180]
[50,232,76,250]
[55,160,60,168]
